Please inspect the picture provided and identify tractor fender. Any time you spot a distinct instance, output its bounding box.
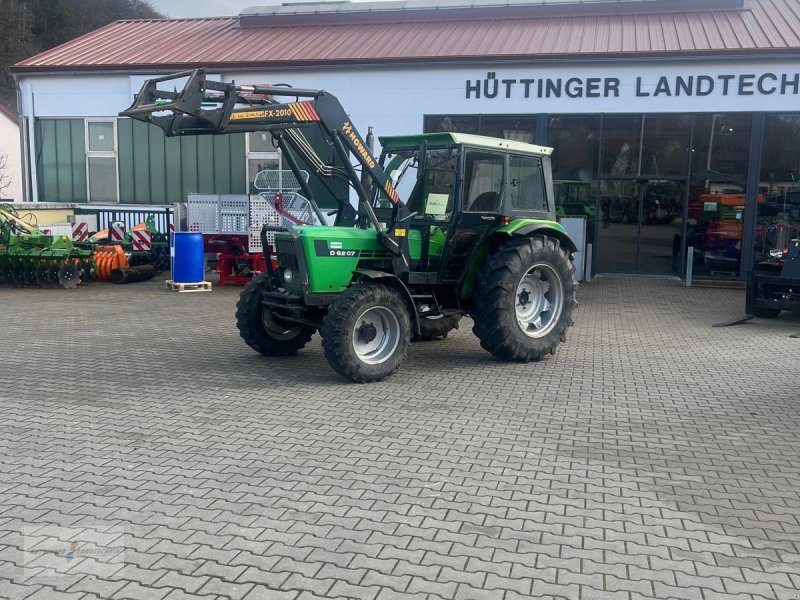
[502,224,578,254]
[352,269,420,335]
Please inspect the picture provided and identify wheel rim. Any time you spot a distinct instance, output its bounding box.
[261,307,304,340]
[515,263,564,338]
[352,306,400,365]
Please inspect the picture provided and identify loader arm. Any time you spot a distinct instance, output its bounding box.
[120,68,409,264]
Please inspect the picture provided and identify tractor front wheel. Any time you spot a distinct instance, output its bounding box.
[236,273,314,356]
[471,235,577,362]
[321,282,411,383]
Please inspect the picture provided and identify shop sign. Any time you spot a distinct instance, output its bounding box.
[465,70,800,100]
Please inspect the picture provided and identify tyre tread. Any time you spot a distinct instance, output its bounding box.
[236,273,313,356]
[321,283,411,383]
[470,235,577,362]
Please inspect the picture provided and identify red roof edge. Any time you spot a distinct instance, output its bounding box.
[11,46,800,75]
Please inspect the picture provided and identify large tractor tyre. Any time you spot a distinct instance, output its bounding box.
[321,282,411,383]
[471,235,577,362]
[412,314,461,342]
[236,273,314,356]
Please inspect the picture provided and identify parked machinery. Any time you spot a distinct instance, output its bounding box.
[0,205,92,288]
[122,68,578,382]
[186,172,311,286]
[746,239,800,318]
[88,216,170,272]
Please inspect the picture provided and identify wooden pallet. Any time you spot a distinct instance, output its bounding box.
[165,280,212,293]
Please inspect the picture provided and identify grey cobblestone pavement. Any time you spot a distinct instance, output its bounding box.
[0,276,798,600]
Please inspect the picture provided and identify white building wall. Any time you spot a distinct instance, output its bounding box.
[0,111,23,202]
[15,57,800,202]
[19,58,800,122]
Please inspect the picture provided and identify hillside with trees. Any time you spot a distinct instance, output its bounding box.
[0,0,163,110]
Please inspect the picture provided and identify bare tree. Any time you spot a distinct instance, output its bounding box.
[0,152,12,198]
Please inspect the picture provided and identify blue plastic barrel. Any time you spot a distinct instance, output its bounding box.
[172,232,204,283]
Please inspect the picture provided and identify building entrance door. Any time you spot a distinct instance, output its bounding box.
[597,179,685,275]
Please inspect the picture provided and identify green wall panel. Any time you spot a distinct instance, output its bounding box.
[148,125,167,203]
[118,118,135,202]
[180,136,198,196]
[132,118,151,203]
[116,118,247,204]
[230,135,246,194]
[197,137,214,192]
[36,117,248,205]
[212,135,231,192]
[34,118,86,203]
[165,134,183,203]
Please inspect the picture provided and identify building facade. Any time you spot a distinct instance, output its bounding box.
[0,104,23,202]
[12,0,800,280]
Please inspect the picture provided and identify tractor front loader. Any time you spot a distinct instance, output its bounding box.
[122,68,578,382]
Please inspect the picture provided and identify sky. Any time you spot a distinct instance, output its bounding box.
[148,0,276,18]
[148,0,651,18]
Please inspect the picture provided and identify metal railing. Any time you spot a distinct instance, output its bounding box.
[74,204,174,233]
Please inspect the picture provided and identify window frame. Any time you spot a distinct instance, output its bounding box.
[246,132,281,193]
[84,118,119,203]
[461,147,507,214]
[508,153,549,213]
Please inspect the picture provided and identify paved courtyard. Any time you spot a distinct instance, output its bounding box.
[0,276,798,600]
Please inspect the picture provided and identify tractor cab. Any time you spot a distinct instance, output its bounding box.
[376,133,557,286]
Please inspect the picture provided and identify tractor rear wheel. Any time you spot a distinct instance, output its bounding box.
[236,273,314,356]
[471,235,577,362]
[321,282,411,383]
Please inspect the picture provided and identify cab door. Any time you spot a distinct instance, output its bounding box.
[439,148,506,282]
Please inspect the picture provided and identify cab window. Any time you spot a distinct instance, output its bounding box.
[464,150,504,212]
[396,148,458,221]
[509,154,547,211]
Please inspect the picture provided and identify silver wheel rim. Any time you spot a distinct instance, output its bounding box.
[352,306,400,365]
[515,264,564,338]
[262,308,303,340]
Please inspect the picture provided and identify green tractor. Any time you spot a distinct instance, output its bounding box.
[122,69,577,382]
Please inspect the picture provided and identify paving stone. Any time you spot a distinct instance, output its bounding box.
[116,582,171,600]
[2,279,800,600]
[197,577,254,600]
[280,573,336,596]
[242,587,299,600]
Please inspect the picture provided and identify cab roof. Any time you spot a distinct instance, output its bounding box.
[379,132,553,156]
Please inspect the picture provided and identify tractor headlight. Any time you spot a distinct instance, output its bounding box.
[282,268,293,284]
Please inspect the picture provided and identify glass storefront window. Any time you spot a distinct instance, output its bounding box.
[641,114,691,176]
[548,115,600,241]
[755,113,800,266]
[480,116,536,143]
[691,113,751,177]
[424,115,479,134]
[686,113,752,277]
[601,115,642,176]
[549,115,600,181]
